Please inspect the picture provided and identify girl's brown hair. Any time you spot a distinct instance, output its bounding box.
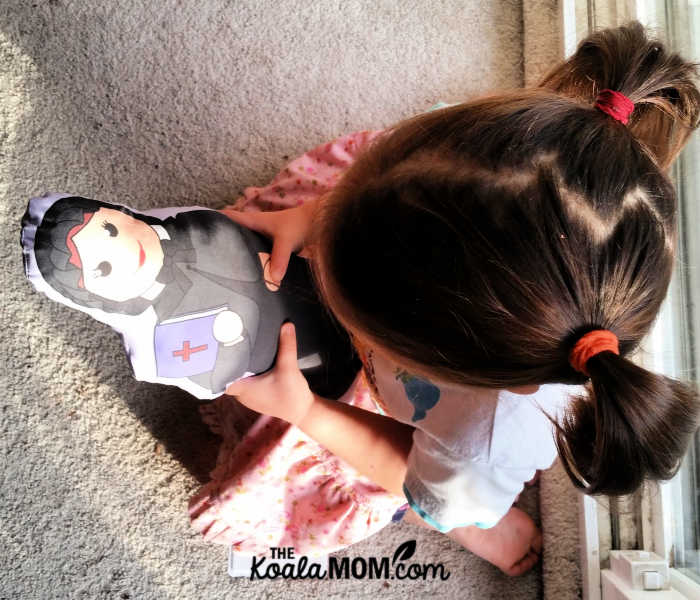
[311,21,700,496]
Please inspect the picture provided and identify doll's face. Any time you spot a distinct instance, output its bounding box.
[72,207,164,302]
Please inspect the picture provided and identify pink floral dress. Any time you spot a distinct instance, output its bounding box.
[188,131,410,557]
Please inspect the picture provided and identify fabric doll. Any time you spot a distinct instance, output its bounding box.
[21,193,360,400]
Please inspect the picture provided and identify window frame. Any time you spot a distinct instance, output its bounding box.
[562,0,700,597]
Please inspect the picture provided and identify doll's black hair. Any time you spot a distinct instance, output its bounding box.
[33,196,162,316]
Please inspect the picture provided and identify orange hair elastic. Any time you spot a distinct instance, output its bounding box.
[569,329,620,376]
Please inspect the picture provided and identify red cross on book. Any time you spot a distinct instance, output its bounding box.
[173,340,209,362]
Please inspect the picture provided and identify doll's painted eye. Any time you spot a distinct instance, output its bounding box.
[95,261,112,277]
[102,221,118,237]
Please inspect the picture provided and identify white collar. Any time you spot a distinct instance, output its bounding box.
[141,280,165,301]
[140,224,169,300]
[151,224,170,240]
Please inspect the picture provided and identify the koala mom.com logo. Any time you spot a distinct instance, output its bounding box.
[238,540,451,581]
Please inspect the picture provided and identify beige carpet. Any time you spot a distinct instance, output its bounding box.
[1,1,581,598]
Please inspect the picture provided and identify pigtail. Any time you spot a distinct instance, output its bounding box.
[538,20,700,170]
[552,351,700,495]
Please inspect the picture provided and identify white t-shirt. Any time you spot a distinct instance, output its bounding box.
[358,341,577,532]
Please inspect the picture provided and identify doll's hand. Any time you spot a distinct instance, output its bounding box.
[224,322,315,426]
[222,200,319,287]
[213,310,244,345]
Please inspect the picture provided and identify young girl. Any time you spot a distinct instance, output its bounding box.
[189,21,700,576]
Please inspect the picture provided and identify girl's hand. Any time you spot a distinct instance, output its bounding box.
[222,199,320,287]
[224,322,316,427]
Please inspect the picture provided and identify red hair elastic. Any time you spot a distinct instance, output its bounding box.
[594,89,635,125]
[569,329,620,376]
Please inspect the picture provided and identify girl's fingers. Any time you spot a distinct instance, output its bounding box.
[223,209,295,284]
[532,529,543,555]
[269,238,294,284]
[228,324,298,397]
[276,322,299,371]
[507,550,540,577]
[225,373,257,397]
[297,246,313,259]
[222,208,275,237]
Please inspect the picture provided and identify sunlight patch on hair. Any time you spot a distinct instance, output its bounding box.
[622,185,674,254]
[559,186,616,244]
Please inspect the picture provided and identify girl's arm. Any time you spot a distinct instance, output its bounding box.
[225,322,412,499]
[298,393,414,498]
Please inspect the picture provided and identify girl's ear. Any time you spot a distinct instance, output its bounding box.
[506,385,541,395]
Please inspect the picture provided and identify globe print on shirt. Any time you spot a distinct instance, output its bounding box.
[394,369,441,422]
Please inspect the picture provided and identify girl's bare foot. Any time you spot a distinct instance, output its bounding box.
[513,469,542,505]
[446,506,542,577]
[402,501,542,576]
